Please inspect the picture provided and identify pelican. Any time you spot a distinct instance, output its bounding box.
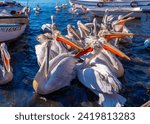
[35,35,69,66]
[57,33,130,78]
[0,43,13,85]
[41,24,52,33]
[77,21,90,38]
[55,4,61,11]
[61,4,67,9]
[76,45,127,107]
[70,4,87,15]
[81,35,131,78]
[66,24,84,48]
[98,31,134,47]
[85,18,101,37]
[100,11,134,46]
[41,16,58,34]
[33,4,41,14]
[111,15,135,45]
[33,40,90,95]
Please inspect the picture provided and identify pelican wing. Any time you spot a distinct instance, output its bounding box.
[33,53,77,94]
[98,93,126,107]
[77,64,122,95]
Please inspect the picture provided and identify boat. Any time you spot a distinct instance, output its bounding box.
[0,0,30,42]
[0,23,26,43]
[69,0,150,17]
[69,0,150,7]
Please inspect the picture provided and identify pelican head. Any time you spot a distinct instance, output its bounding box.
[77,21,90,33]
[0,43,11,72]
[67,24,74,34]
[51,23,57,32]
[36,33,52,44]
[103,32,134,41]
[67,24,81,40]
[97,38,131,61]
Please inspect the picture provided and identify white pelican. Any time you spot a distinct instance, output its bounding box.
[70,4,87,15]
[77,21,90,38]
[41,16,58,34]
[66,24,84,48]
[41,24,52,33]
[55,4,61,11]
[35,34,69,66]
[57,34,130,78]
[33,40,90,95]
[98,31,134,47]
[33,52,77,94]
[61,4,67,9]
[111,15,135,45]
[0,43,13,85]
[33,4,41,14]
[76,46,126,107]
[85,18,101,37]
[81,35,131,78]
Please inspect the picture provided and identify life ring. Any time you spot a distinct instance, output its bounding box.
[97,2,103,7]
[130,1,138,7]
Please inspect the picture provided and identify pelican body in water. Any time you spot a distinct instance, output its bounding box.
[33,38,93,95]
[33,41,78,95]
[76,45,126,107]
[0,43,13,85]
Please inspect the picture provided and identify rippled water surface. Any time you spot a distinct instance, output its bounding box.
[0,0,150,107]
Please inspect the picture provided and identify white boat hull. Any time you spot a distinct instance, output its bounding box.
[0,23,26,42]
[70,0,150,7]
[69,0,150,17]
[87,6,150,17]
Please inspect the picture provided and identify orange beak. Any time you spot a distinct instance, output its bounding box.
[104,33,134,41]
[56,36,84,51]
[2,50,11,72]
[75,47,94,58]
[102,43,131,60]
[115,19,127,25]
[115,17,135,25]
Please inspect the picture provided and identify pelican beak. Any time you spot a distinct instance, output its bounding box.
[115,19,127,25]
[56,36,84,50]
[0,43,11,72]
[69,26,81,40]
[51,15,54,24]
[78,21,90,33]
[102,43,131,60]
[115,17,135,25]
[93,18,97,36]
[104,33,134,41]
[75,47,93,58]
[45,40,51,79]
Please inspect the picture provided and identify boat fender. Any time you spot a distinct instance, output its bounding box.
[0,2,4,4]
[17,11,21,15]
[130,1,138,7]
[97,2,103,7]
[10,10,16,15]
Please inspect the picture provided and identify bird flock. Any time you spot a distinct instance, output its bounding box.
[0,10,149,107]
[34,11,136,107]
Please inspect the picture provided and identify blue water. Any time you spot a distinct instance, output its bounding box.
[0,0,150,107]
